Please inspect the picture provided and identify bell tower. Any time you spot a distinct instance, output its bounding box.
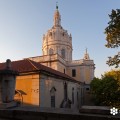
[83,48,90,60]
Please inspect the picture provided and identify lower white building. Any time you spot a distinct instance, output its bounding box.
[0,59,84,109]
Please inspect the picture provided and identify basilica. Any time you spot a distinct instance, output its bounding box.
[0,5,95,109]
[29,5,95,85]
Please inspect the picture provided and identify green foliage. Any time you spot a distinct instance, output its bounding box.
[90,70,120,107]
[104,69,120,81]
[107,53,120,68]
[104,9,120,68]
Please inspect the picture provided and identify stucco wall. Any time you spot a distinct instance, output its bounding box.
[14,72,81,109]
[40,74,64,108]
[40,74,80,109]
[15,74,39,106]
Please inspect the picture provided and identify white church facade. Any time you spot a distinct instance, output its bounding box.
[29,5,95,85]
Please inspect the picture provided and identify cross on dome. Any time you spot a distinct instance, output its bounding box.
[54,2,61,27]
[56,2,58,9]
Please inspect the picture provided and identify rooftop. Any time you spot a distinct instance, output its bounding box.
[0,59,81,83]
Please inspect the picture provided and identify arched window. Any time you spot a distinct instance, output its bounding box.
[50,87,56,108]
[49,48,54,55]
[61,49,65,58]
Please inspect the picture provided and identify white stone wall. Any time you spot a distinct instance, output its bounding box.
[40,74,64,108]
[28,55,95,84]
[66,60,95,84]
[40,74,80,109]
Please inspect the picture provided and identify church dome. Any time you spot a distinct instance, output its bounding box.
[42,6,73,61]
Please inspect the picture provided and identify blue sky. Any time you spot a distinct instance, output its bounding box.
[0,0,120,77]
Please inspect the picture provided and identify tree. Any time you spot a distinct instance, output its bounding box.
[104,69,120,82]
[105,9,120,68]
[90,77,103,105]
[90,70,120,107]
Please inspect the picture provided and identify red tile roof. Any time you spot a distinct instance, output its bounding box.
[0,59,37,72]
[0,59,80,83]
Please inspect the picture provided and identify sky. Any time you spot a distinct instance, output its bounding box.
[0,0,120,78]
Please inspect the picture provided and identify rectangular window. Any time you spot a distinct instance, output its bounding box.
[51,96,55,108]
[72,69,76,77]
[72,88,74,104]
[64,69,65,74]
[77,91,78,102]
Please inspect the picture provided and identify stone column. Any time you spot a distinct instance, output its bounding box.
[0,59,18,108]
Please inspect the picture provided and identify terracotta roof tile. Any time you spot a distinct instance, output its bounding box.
[27,60,79,82]
[0,59,37,72]
[0,59,80,83]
